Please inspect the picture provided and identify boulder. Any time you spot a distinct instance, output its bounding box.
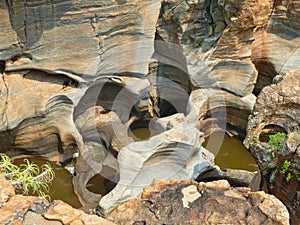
[107,179,290,225]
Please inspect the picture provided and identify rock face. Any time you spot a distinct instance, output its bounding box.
[107,179,290,225]
[0,176,115,225]
[0,0,275,158]
[251,1,300,94]
[244,69,300,225]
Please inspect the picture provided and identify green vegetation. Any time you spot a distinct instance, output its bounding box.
[0,153,55,200]
[268,132,286,150]
[195,39,204,48]
[280,159,300,183]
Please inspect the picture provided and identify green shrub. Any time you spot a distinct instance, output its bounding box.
[280,159,300,183]
[268,132,286,150]
[0,153,55,200]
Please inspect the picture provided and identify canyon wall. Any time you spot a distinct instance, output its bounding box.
[0,0,299,223]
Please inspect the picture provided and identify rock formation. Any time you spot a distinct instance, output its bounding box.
[245,69,300,225]
[98,121,214,214]
[251,1,300,94]
[0,176,116,225]
[0,0,299,223]
[106,179,290,225]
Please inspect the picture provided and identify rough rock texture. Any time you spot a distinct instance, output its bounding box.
[0,176,115,225]
[0,0,299,221]
[107,179,290,225]
[244,69,300,225]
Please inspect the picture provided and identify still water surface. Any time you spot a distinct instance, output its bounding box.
[11,130,257,208]
[203,132,258,172]
[13,158,82,208]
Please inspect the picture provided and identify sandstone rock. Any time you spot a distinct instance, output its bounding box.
[0,175,15,207]
[0,176,115,225]
[198,167,257,187]
[107,179,290,225]
[244,69,300,224]
[0,0,299,222]
[191,88,256,137]
[44,200,116,225]
[251,0,300,94]
[98,125,215,215]
[0,193,40,224]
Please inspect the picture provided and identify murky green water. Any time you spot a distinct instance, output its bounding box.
[203,132,258,172]
[130,128,258,172]
[13,158,82,208]
[129,127,158,141]
[10,129,257,209]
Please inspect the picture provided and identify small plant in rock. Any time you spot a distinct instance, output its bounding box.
[268,132,286,150]
[280,159,300,183]
[195,39,204,48]
[0,153,55,200]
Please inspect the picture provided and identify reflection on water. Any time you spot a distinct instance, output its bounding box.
[203,132,258,172]
[13,158,82,208]
[129,127,158,141]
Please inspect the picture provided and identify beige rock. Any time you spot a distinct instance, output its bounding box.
[0,176,15,206]
[44,200,116,225]
[0,194,40,224]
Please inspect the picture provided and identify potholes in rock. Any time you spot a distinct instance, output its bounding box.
[203,132,258,172]
[128,120,160,141]
[259,124,287,143]
[86,166,119,196]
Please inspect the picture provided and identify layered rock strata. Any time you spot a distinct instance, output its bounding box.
[0,0,299,222]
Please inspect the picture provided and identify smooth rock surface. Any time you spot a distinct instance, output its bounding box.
[0,0,299,221]
[98,125,214,215]
[251,1,300,94]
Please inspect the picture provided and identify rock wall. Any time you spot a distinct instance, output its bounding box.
[0,0,299,223]
[245,69,300,225]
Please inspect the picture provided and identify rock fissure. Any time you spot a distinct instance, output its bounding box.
[0,0,298,224]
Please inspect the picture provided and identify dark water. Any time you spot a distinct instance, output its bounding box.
[203,132,258,172]
[13,158,82,208]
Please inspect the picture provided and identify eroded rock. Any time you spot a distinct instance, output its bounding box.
[251,1,300,94]
[245,69,300,224]
[0,176,116,225]
[98,124,215,215]
[107,179,289,225]
[0,0,299,222]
